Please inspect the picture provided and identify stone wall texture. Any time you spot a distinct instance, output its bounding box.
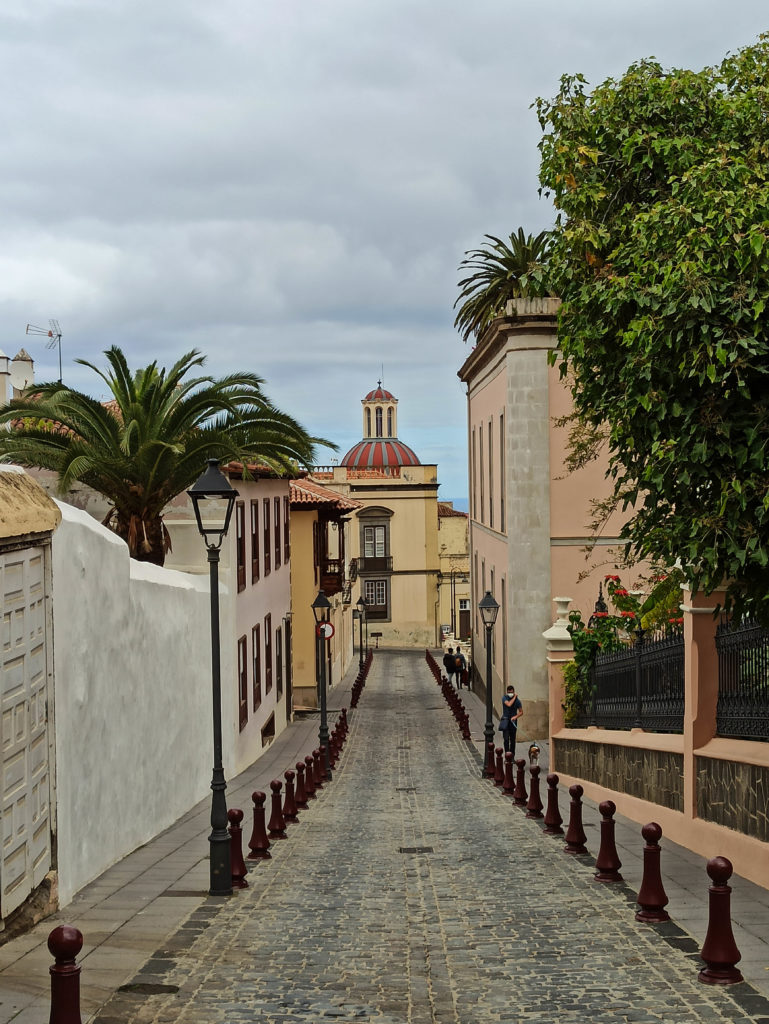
[696,757,769,842]
[554,739,684,812]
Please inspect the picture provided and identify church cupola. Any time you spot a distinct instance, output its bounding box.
[340,382,421,469]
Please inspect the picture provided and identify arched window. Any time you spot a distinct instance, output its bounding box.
[387,407,393,437]
[366,408,371,437]
[375,407,383,437]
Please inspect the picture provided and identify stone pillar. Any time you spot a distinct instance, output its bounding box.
[681,584,725,819]
[543,596,573,770]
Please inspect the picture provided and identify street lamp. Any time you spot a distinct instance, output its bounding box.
[188,459,239,896]
[356,596,366,669]
[478,590,500,778]
[312,590,333,781]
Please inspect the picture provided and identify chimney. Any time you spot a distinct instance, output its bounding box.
[11,348,34,397]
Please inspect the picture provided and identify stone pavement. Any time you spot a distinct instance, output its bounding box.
[1,649,768,1023]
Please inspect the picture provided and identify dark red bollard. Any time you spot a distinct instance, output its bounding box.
[283,769,299,823]
[494,747,505,787]
[248,791,271,860]
[525,765,544,819]
[48,925,83,1024]
[484,742,495,779]
[294,761,308,809]
[544,773,564,835]
[267,779,287,839]
[513,758,528,806]
[636,822,669,921]
[304,755,317,799]
[564,784,588,854]
[594,800,622,881]
[502,752,515,796]
[228,808,248,888]
[313,748,324,789]
[699,856,744,985]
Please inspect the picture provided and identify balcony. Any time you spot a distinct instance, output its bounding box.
[357,556,393,574]
[320,557,344,597]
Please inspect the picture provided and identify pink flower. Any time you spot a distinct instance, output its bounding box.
[621,610,636,618]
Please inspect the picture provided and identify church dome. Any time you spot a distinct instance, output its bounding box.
[364,385,396,402]
[341,438,421,468]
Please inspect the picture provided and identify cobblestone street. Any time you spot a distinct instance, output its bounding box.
[87,650,766,1023]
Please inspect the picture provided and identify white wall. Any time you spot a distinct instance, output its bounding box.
[51,502,238,906]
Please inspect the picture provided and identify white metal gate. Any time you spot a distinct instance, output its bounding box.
[0,544,52,918]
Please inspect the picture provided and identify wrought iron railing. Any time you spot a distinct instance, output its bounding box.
[572,630,684,732]
[715,618,769,741]
[357,556,393,573]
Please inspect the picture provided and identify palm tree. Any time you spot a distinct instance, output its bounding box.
[453,228,553,343]
[0,346,331,566]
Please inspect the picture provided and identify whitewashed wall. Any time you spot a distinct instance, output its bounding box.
[51,502,237,906]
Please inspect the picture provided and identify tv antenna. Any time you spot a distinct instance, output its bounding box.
[26,319,62,382]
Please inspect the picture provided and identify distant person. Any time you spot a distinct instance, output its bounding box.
[443,647,456,685]
[500,685,523,755]
[454,648,467,688]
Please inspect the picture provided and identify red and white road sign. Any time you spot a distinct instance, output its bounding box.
[316,621,335,639]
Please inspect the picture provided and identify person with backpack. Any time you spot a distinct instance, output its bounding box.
[454,648,467,688]
[443,647,456,685]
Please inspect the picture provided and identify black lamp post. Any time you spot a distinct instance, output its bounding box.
[187,459,239,896]
[312,590,333,781]
[356,596,366,669]
[478,590,500,778]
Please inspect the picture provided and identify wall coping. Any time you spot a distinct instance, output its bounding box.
[553,727,684,755]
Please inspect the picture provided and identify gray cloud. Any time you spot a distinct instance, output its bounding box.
[0,0,766,495]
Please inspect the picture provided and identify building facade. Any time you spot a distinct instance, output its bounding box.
[315,385,441,648]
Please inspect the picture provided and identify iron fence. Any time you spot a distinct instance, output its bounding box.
[572,630,685,732]
[715,618,769,741]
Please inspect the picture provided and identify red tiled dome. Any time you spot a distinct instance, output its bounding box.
[364,386,396,402]
[341,438,421,468]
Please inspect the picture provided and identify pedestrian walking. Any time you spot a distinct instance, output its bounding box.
[454,648,467,688]
[443,646,456,685]
[499,685,523,755]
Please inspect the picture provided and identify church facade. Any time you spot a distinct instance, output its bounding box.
[313,384,441,648]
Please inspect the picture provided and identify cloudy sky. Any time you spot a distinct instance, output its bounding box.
[1,1,767,502]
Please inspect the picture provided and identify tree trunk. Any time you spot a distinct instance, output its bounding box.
[112,514,167,567]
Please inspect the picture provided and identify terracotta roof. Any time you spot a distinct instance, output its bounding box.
[223,461,285,480]
[341,438,420,468]
[290,478,362,512]
[364,385,396,402]
[438,502,468,518]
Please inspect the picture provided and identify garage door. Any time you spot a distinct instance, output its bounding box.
[1,544,52,918]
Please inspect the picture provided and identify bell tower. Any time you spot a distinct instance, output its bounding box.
[362,381,398,440]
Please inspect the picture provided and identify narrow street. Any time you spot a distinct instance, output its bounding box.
[81,650,767,1024]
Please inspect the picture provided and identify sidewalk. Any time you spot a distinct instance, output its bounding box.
[453,663,769,1003]
[0,661,361,1024]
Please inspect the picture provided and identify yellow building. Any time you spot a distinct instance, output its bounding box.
[437,502,470,644]
[314,384,441,647]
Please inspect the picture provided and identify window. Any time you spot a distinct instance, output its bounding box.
[499,413,505,532]
[488,420,494,530]
[237,636,248,730]
[366,408,372,436]
[236,502,246,592]
[283,497,290,562]
[364,579,387,610]
[375,407,383,437]
[472,428,477,520]
[252,624,262,711]
[364,525,386,558]
[479,426,485,523]
[274,496,281,569]
[250,501,259,583]
[387,407,393,436]
[263,499,271,575]
[276,625,283,699]
[312,519,320,583]
[474,552,479,632]
[264,614,273,693]
[284,620,292,701]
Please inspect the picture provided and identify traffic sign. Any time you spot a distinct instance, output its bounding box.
[316,621,335,639]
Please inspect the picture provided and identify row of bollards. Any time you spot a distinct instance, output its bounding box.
[484,741,745,986]
[48,707,352,1023]
[424,651,472,740]
[350,649,374,708]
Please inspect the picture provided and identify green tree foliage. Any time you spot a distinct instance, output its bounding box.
[0,347,330,566]
[536,36,769,621]
[453,228,553,342]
